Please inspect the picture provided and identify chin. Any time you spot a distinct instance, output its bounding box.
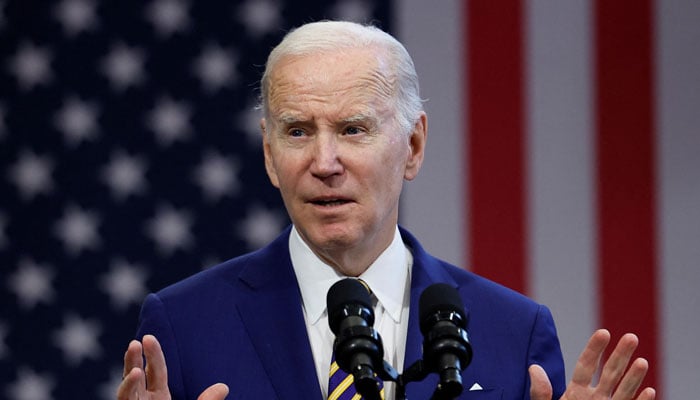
[306,225,361,250]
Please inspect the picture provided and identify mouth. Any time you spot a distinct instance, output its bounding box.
[309,198,352,207]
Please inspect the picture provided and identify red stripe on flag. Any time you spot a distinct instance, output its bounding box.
[594,0,660,394]
[466,1,527,293]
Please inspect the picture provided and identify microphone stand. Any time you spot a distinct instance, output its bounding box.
[395,359,429,400]
[391,355,469,400]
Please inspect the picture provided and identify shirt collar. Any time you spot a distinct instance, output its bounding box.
[290,225,409,325]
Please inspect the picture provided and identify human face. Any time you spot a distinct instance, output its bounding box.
[261,48,426,275]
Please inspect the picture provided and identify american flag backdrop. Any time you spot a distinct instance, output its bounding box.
[1,1,699,400]
[399,1,699,399]
[0,1,392,399]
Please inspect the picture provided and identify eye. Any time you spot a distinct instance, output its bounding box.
[288,128,306,137]
[344,126,363,135]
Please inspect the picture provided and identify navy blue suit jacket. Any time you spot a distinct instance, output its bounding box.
[136,226,566,399]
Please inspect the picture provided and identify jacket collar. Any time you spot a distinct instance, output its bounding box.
[234,226,324,400]
[232,225,459,400]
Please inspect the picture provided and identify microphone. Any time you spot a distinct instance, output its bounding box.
[327,278,384,400]
[419,283,473,399]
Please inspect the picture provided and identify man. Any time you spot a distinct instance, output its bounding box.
[118,21,655,400]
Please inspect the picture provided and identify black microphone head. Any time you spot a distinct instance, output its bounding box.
[327,278,373,335]
[419,283,467,334]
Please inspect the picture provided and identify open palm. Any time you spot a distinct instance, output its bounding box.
[117,335,229,400]
[530,330,655,400]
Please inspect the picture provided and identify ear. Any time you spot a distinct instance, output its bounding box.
[404,112,427,181]
[261,118,280,188]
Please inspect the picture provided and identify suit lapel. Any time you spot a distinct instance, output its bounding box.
[235,230,323,400]
[231,227,465,400]
[400,227,459,400]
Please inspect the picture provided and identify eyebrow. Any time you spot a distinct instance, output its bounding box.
[275,114,308,125]
[340,113,377,124]
[273,112,379,126]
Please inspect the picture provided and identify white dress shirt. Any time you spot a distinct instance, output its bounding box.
[289,226,413,400]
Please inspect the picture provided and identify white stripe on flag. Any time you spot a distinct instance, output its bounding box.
[525,0,596,382]
[397,0,465,267]
[656,1,700,399]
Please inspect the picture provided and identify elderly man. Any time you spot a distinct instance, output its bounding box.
[118,21,655,400]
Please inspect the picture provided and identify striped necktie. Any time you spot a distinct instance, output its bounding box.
[327,279,384,400]
[327,352,384,400]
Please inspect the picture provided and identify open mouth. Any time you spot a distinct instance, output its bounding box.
[311,199,350,207]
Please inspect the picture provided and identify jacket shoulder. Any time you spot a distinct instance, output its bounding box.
[154,227,293,302]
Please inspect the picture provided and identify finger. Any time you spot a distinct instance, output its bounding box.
[117,367,146,400]
[636,387,656,400]
[197,383,230,400]
[611,358,649,400]
[597,333,639,395]
[528,364,553,400]
[142,334,169,392]
[571,329,611,386]
[122,340,144,381]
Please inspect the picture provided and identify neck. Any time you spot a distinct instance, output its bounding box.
[307,228,397,277]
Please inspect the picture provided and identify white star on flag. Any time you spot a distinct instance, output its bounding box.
[100,150,148,201]
[98,369,124,400]
[54,0,98,36]
[99,259,149,311]
[146,0,190,37]
[147,96,193,146]
[8,258,56,310]
[193,43,238,93]
[54,205,101,255]
[7,150,55,200]
[145,204,194,255]
[7,42,53,91]
[6,368,55,400]
[237,0,282,38]
[238,204,285,249]
[100,43,146,91]
[193,150,240,202]
[53,96,100,146]
[52,314,102,365]
[239,101,264,147]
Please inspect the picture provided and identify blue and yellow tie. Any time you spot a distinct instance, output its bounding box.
[328,279,384,400]
[327,354,384,400]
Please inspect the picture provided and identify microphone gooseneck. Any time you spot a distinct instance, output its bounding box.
[419,283,473,400]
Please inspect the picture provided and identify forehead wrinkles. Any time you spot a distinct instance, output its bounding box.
[359,68,396,106]
[267,52,398,119]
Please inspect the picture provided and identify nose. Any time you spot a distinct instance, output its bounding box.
[310,134,344,178]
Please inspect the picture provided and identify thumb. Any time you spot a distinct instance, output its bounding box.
[197,383,229,400]
[529,364,553,400]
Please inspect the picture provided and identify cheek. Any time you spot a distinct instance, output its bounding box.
[270,152,303,188]
[368,152,406,196]
[382,142,409,177]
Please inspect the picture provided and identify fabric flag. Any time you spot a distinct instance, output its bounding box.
[399,1,700,399]
[0,1,391,399]
[2,1,698,400]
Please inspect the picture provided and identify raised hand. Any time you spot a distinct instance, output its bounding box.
[530,329,656,400]
[117,334,229,400]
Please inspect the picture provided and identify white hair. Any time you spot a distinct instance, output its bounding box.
[260,20,424,135]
